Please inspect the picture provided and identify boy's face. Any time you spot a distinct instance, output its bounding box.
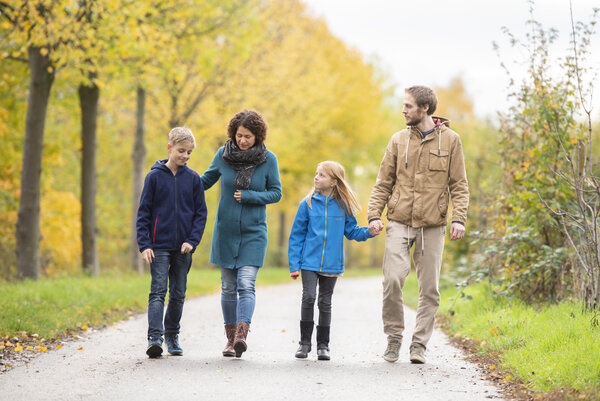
[167,140,195,167]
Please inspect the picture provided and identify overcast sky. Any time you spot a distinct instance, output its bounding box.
[302,0,600,118]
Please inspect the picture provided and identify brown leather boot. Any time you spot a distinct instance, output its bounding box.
[222,324,236,357]
[233,322,250,358]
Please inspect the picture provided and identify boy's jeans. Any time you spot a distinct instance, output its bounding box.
[220,265,259,325]
[147,250,192,340]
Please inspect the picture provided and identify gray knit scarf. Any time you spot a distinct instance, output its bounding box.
[222,139,268,189]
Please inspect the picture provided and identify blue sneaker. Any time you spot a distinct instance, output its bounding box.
[165,335,183,356]
[146,337,163,358]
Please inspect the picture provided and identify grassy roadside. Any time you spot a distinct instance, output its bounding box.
[402,274,600,400]
[0,267,294,341]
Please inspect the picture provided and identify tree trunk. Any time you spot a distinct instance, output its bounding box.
[370,235,379,268]
[131,86,146,274]
[79,82,100,276]
[276,210,286,267]
[16,46,55,280]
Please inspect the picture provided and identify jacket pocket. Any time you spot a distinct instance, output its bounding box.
[429,150,449,171]
[438,190,449,218]
[387,187,400,213]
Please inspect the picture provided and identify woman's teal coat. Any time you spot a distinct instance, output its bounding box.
[201,146,282,269]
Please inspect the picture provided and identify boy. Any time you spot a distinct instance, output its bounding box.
[136,127,207,358]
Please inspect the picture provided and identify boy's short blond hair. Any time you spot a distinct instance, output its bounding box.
[168,127,196,147]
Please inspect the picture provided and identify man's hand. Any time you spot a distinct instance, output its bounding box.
[369,219,384,236]
[141,248,155,264]
[450,222,466,241]
[290,271,300,280]
[234,190,242,203]
[181,242,193,254]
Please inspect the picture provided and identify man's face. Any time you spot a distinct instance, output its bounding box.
[403,93,429,126]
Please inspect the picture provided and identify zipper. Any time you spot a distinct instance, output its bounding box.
[320,196,328,271]
[174,174,178,244]
[153,217,158,244]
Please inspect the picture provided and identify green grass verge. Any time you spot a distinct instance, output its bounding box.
[0,266,380,340]
[402,273,600,398]
[0,267,293,340]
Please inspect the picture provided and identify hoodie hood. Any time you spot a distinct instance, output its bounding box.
[151,159,188,175]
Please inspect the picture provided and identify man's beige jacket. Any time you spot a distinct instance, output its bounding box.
[368,117,469,228]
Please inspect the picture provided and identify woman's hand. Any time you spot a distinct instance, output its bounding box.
[290,271,300,280]
[234,190,242,203]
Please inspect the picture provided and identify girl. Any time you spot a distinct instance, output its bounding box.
[288,161,378,360]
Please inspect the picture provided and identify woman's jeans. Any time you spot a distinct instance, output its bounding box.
[147,250,192,340]
[220,265,259,325]
[300,270,338,326]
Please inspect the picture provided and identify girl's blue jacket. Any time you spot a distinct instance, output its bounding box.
[136,160,207,253]
[288,193,372,274]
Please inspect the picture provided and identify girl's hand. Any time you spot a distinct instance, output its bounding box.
[290,271,300,280]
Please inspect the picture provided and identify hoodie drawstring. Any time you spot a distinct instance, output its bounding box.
[405,135,410,169]
[421,227,424,256]
[407,225,410,251]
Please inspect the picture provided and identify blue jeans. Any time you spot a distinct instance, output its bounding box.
[147,250,192,340]
[220,265,259,325]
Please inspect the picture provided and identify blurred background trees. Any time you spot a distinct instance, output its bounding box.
[1,0,599,311]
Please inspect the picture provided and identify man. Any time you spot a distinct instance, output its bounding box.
[368,85,469,364]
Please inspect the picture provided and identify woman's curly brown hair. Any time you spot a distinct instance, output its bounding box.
[227,109,268,146]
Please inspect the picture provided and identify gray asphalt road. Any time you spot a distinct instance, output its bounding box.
[1,276,503,401]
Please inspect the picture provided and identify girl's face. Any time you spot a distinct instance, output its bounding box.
[314,166,335,193]
[235,126,256,151]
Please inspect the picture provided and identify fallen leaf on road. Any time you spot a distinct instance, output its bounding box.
[77,347,83,351]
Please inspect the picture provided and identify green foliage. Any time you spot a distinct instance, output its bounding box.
[469,7,599,303]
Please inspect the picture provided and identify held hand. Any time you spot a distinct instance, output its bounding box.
[290,271,300,280]
[234,190,242,203]
[181,242,193,254]
[141,248,155,264]
[369,220,384,236]
[450,222,466,241]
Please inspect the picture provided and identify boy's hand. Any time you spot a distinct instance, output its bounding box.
[181,242,193,254]
[234,190,242,203]
[290,271,299,280]
[141,248,154,264]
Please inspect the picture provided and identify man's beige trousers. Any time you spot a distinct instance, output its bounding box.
[382,220,446,348]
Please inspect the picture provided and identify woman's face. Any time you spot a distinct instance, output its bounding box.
[235,126,256,151]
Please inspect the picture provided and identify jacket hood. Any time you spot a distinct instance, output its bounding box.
[407,116,451,133]
[151,159,188,174]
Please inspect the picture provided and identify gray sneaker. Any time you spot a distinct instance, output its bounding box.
[409,343,426,364]
[383,337,401,362]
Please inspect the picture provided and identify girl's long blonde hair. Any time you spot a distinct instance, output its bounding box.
[306,161,361,217]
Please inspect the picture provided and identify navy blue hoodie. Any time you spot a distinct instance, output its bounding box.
[136,160,207,252]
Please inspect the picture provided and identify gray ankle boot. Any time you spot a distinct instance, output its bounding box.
[295,320,314,359]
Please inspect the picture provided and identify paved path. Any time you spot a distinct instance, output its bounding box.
[1,276,503,401]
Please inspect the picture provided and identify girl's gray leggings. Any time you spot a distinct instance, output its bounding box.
[300,270,338,326]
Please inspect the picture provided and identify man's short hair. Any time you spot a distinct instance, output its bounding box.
[406,86,437,115]
[168,127,196,147]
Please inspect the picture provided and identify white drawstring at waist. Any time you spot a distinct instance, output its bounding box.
[406,225,425,256]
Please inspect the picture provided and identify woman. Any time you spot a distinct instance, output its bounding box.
[201,109,282,358]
